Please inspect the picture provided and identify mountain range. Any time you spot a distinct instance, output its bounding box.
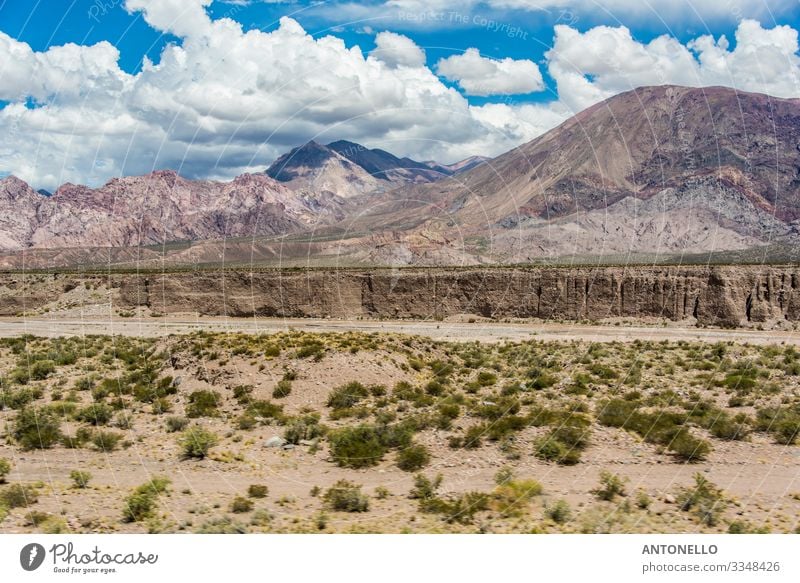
[1,84,798,267]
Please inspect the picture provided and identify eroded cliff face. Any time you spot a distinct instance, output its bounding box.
[2,266,799,328]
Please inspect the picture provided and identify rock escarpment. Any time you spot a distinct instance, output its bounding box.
[2,266,800,328]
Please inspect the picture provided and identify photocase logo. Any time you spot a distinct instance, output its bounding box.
[20,543,46,571]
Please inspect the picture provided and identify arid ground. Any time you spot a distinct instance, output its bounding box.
[1,310,799,533]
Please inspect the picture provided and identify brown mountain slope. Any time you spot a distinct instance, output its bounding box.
[0,171,340,250]
[341,85,800,262]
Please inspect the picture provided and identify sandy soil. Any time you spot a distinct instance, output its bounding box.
[2,314,799,345]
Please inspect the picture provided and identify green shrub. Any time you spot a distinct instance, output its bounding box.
[132,376,177,403]
[185,390,220,418]
[70,470,92,489]
[114,412,134,430]
[92,431,123,452]
[757,406,800,445]
[122,477,170,522]
[283,414,324,444]
[462,424,486,449]
[0,483,38,508]
[419,491,489,524]
[0,387,43,409]
[636,490,652,510]
[76,403,113,426]
[327,382,369,410]
[165,416,189,433]
[597,398,638,428]
[62,427,93,449]
[396,443,430,472]
[477,371,497,386]
[438,402,460,420]
[774,418,800,445]
[0,459,10,483]
[30,360,56,380]
[409,473,442,500]
[491,479,543,517]
[424,380,445,396]
[178,426,219,459]
[667,430,711,462]
[727,520,770,534]
[706,412,750,441]
[231,496,254,513]
[74,377,95,391]
[592,471,627,501]
[324,480,369,512]
[296,340,325,360]
[534,414,590,465]
[544,499,572,524]
[534,437,580,465]
[676,474,726,527]
[13,406,62,449]
[247,485,268,499]
[272,380,292,399]
[232,384,253,403]
[194,517,247,534]
[246,399,283,421]
[236,414,257,430]
[328,425,386,468]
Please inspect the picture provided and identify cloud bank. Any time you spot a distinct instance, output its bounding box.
[0,0,798,189]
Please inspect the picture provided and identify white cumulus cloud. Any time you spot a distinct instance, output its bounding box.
[0,0,798,191]
[436,48,545,96]
[370,31,427,68]
[547,19,800,111]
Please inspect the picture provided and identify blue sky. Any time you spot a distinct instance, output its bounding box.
[2,0,797,104]
[0,0,799,188]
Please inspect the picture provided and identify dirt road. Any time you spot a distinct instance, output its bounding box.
[1,315,798,345]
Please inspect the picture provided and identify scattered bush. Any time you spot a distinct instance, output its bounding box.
[194,517,247,534]
[676,474,726,527]
[534,414,590,465]
[727,520,770,534]
[122,477,170,522]
[185,390,220,418]
[0,387,44,409]
[76,403,113,426]
[477,371,497,386]
[165,416,189,433]
[283,414,324,444]
[408,473,442,501]
[92,431,123,452]
[70,470,92,489]
[0,483,38,508]
[396,443,430,472]
[30,360,56,381]
[231,496,254,513]
[327,381,369,410]
[534,437,580,465]
[323,480,369,512]
[756,406,800,445]
[246,399,284,421]
[328,425,386,468]
[491,479,543,518]
[247,485,269,499]
[592,471,627,501]
[0,459,10,484]
[178,426,219,459]
[544,499,572,524]
[667,430,711,462]
[61,427,92,449]
[13,406,62,450]
[419,491,489,524]
[272,380,292,399]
